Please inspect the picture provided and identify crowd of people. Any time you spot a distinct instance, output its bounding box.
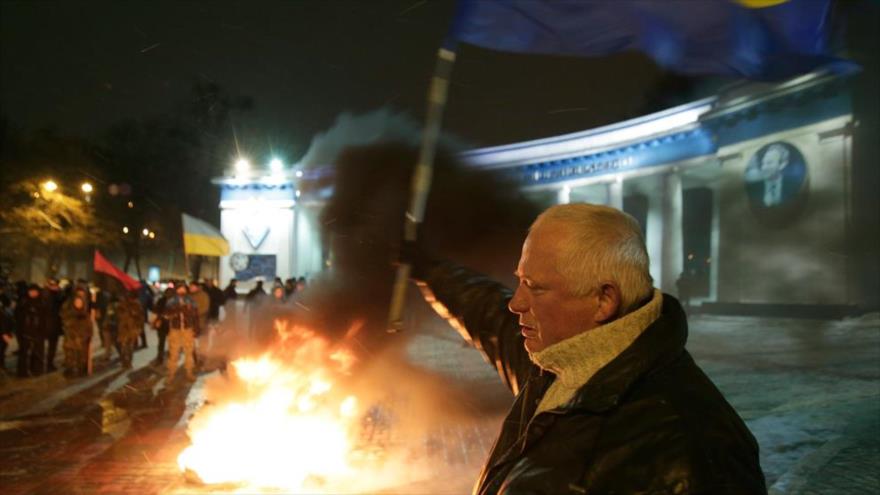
[0,275,308,383]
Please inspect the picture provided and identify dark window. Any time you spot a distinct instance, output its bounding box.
[623,194,648,235]
[682,187,713,298]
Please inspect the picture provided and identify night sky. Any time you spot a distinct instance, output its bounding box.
[1,0,693,156]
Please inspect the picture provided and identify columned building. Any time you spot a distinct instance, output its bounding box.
[461,71,860,311]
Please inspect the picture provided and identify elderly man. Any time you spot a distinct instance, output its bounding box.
[410,203,765,494]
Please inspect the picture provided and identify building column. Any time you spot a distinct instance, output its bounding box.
[294,205,323,277]
[607,177,623,210]
[660,172,683,294]
[557,185,571,204]
[708,185,720,302]
[646,189,663,289]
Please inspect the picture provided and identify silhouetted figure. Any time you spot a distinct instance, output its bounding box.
[61,289,93,377]
[43,278,65,372]
[0,297,15,373]
[223,279,238,302]
[163,284,199,382]
[206,279,225,322]
[137,281,154,349]
[14,285,48,377]
[151,287,175,365]
[284,278,296,298]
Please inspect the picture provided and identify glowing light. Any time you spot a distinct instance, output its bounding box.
[295,169,303,178]
[269,158,284,174]
[148,231,156,239]
[235,158,251,176]
[122,226,130,234]
[42,180,58,192]
[127,201,134,208]
[295,189,301,198]
[142,228,149,236]
[81,182,93,193]
[177,323,368,491]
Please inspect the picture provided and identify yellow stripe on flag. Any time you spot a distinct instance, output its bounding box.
[181,213,230,256]
[183,232,230,257]
[736,0,789,8]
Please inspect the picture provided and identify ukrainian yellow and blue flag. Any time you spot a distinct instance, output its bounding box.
[451,0,854,80]
[182,213,229,257]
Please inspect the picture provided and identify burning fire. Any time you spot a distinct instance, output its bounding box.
[177,320,376,492]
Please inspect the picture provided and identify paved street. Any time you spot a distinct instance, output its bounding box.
[1,310,878,494]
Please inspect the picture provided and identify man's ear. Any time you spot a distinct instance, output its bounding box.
[594,283,621,324]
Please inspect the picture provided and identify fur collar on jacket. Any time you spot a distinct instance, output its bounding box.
[531,289,663,415]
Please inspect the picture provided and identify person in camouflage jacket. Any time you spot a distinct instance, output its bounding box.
[61,289,93,377]
[116,291,145,369]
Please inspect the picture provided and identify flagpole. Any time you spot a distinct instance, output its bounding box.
[181,213,190,281]
[387,46,457,333]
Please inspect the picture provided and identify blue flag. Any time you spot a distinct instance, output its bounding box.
[451,0,853,80]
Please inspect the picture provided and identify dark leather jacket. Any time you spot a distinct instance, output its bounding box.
[14,296,48,339]
[418,261,766,495]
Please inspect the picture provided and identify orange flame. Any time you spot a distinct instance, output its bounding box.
[176,322,368,491]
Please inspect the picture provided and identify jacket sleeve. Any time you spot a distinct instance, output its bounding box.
[416,261,536,395]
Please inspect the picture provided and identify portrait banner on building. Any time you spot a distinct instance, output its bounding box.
[743,141,809,226]
[230,253,276,282]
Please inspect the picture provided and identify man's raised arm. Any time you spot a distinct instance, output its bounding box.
[414,260,536,395]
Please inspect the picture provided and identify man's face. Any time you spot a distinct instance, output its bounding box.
[761,148,787,176]
[176,286,188,297]
[27,289,40,299]
[188,284,199,293]
[73,297,85,310]
[509,221,601,354]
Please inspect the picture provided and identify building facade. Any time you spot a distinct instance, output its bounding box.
[461,71,860,311]
[215,175,324,291]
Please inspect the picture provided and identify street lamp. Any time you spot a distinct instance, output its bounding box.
[142,228,149,236]
[270,158,284,174]
[42,180,58,192]
[148,231,156,239]
[235,158,251,177]
[123,226,130,234]
[81,182,93,194]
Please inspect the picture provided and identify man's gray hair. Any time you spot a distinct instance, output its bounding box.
[531,203,654,315]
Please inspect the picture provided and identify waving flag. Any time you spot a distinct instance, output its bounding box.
[452,0,852,80]
[182,213,229,257]
[94,250,141,291]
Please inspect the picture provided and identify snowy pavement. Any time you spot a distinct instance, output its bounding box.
[0,311,877,494]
